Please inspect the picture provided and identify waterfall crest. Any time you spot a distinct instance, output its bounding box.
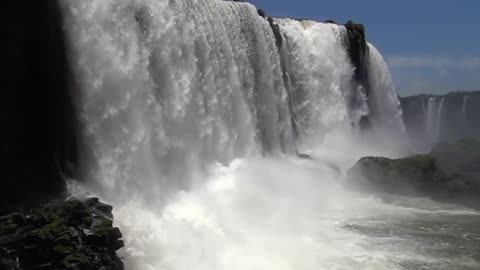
[366,43,407,141]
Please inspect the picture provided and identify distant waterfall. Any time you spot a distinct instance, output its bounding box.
[401,91,480,151]
[366,44,406,139]
[425,97,444,145]
[462,94,469,130]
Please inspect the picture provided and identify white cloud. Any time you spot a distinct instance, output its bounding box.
[387,55,480,69]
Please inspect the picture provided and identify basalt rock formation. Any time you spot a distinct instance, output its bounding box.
[348,138,480,204]
[0,198,124,270]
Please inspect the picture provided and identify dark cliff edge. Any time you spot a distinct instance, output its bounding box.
[400,90,480,149]
[0,0,79,214]
[0,2,124,268]
[343,21,371,129]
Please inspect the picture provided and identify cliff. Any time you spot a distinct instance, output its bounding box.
[400,90,480,150]
[0,0,79,214]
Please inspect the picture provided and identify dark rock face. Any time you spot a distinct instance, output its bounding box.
[267,17,283,48]
[0,198,124,270]
[431,138,480,193]
[348,155,439,195]
[348,138,480,202]
[343,21,371,128]
[400,91,480,150]
[0,0,78,213]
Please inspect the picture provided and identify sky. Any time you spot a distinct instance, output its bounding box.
[249,0,480,96]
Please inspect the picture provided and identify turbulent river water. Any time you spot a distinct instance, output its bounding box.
[60,0,480,269]
[110,151,480,270]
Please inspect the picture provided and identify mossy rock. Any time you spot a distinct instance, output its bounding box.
[0,223,18,235]
[53,243,75,256]
[0,197,124,270]
[348,154,438,195]
[41,219,68,237]
[63,252,89,269]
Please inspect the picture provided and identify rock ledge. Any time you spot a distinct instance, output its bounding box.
[0,198,124,270]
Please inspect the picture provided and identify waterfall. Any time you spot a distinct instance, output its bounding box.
[462,94,469,131]
[424,97,444,147]
[366,44,406,139]
[59,0,410,268]
[436,97,445,139]
[274,19,367,148]
[426,97,435,142]
[60,0,407,194]
[61,0,295,197]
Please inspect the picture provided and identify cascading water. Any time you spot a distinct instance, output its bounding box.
[424,97,444,148]
[61,0,295,197]
[365,44,407,142]
[436,97,445,137]
[274,19,362,147]
[402,91,480,151]
[59,0,479,269]
[462,94,469,130]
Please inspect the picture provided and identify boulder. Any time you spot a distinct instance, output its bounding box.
[0,198,123,270]
[347,137,480,201]
[348,155,439,196]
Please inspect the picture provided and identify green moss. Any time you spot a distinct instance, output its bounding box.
[55,233,72,245]
[94,219,114,237]
[25,228,48,239]
[63,252,89,269]
[53,243,74,255]
[7,213,26,225]
[42,218,67,236]
[15,225,35,236]
[0,223,18,235]
[64,252,89,263]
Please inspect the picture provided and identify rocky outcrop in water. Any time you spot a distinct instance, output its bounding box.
[348,155,440,195]
[0,198,124,270]
[400,91,480,150]
[348,138,480,203]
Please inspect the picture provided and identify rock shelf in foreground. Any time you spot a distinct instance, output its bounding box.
[0,198,124,270]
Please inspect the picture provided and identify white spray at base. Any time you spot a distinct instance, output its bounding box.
[112,156,479,270]
[56,0,478,269]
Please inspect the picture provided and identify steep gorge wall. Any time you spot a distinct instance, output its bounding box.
[0,0,78,213]
[401,91,480,151]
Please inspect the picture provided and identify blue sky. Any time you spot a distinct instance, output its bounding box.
[249,0,480,96]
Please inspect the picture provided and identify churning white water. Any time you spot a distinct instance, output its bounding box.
[273,19,359,147]
[60,0,479,269]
